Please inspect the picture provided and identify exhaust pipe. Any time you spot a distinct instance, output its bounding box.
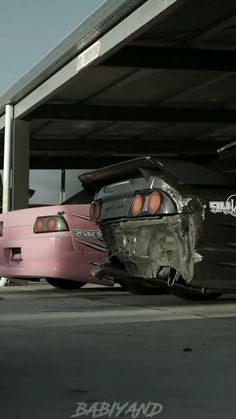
[91,264,131,280]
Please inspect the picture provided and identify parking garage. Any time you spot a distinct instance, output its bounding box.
[1,0,236,210]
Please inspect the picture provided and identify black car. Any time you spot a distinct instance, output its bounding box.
[80,146,236,300]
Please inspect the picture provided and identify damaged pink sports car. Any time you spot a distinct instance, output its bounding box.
[0,192,111,289]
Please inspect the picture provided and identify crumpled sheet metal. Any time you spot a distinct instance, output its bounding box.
[101,197,204,284]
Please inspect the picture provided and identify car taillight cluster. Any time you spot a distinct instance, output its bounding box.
[33,216,69,234]
[131,191,163,217]
[89,191,164,222]
[89,201,101,222]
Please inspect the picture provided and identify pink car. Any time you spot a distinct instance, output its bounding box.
[0,197,112,289]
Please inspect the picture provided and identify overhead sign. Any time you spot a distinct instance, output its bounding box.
[77,41,101,71]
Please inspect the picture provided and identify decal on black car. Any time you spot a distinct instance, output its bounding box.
[209,194,236,217]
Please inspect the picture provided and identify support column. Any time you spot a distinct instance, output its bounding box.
[2,104,14,213]
[12,120,30,210]
[60,169,66,203]
[1,105,13,286]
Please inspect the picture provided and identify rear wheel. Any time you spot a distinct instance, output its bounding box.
[46,278,86,290]
[170,286,221,301]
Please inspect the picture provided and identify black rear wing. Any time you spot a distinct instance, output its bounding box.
[80,156,153,192]
[80,155,228,193]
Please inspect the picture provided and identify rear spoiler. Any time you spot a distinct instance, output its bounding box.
[217,141,236,156]
[80,155,228,193]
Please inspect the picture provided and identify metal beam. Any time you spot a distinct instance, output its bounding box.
[103,46,236,72]
[160,73,234,106]
[30,139,179,153]
[10,0,179,124]
[28,149,223,169]
[30,104,236,124]
[83,69,156,104]
[0,141,230,170]
[187,12,236,46]
[0,0,151,117]
[0,154,128,169]
[29,156,131,169]
[29,138,228,154]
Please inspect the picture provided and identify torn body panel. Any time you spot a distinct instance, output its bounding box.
[102,196,203,284]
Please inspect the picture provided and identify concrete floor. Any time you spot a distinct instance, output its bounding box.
[0,284,235,419]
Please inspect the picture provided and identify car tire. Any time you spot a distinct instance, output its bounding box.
[46,278,86,290]
[170,286,221,301]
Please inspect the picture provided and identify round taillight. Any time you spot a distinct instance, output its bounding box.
[131,194,144,217]
[94,202,101,222]
[89,203,95,221]
[35,219,44,232]
[47,218,57,231]
[147,191,163,215]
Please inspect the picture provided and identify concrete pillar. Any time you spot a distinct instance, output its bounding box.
[1,105,13,286]
[12,120,30,210]
[2,104,14,213]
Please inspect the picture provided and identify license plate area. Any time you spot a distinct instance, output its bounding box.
[10,247,23,262]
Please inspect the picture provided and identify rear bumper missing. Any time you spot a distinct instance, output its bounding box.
[101,214,202,284]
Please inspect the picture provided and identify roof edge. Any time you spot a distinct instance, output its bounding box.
[0,0,148,117]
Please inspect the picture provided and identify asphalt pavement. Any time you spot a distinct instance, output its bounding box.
[0,283,235,419]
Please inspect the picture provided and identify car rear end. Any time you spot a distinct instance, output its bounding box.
[80,157,208,286]
[0,204,110,285]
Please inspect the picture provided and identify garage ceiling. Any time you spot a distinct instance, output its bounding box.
[1,0,236,168]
